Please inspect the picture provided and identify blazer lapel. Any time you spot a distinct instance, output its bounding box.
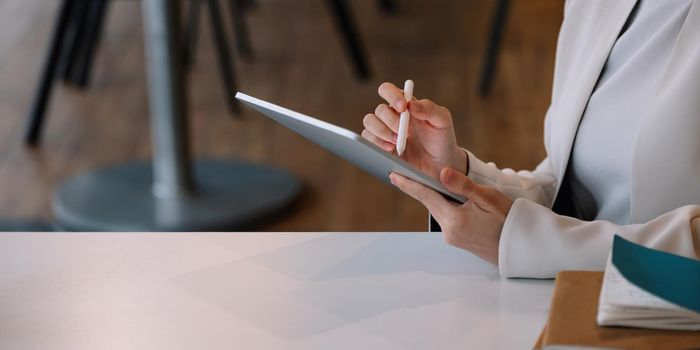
[549,0,638,199]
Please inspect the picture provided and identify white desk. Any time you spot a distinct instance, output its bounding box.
[0,233,553,349]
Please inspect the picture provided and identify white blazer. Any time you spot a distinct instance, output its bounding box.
[466,0,700,278]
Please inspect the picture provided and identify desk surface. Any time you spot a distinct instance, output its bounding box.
[0,232,553,349]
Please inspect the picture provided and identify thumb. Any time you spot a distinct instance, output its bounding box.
[439,168,500,212]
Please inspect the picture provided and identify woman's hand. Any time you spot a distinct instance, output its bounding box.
[362,82,467,180]
[389,168,514,266]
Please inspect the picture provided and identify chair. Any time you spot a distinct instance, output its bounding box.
[478,0,511,96]
[24,0,242,146]
[24,0,395,146]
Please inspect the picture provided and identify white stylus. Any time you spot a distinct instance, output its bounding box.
[396,79,414,156]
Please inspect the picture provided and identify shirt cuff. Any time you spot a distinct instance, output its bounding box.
[464,149,496,186]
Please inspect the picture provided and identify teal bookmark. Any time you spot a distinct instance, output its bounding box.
[612,234,700,313]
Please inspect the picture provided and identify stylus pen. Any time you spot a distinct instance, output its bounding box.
[396,80,414,156]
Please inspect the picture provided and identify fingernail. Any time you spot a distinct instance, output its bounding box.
[392,134,398,143]
[389,174,396,184]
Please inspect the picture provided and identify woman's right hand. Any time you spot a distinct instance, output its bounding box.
[361,82,468,180]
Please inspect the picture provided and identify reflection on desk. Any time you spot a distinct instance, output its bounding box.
[0,232,553,349]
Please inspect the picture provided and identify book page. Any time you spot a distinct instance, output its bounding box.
[600,256,684,311]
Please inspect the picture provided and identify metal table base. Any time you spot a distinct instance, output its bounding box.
[53,160,300,231]
[52,0,301,231]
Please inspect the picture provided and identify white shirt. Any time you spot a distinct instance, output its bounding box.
[567,0,693,224]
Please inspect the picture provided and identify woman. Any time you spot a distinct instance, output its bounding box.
[361,0,700,278]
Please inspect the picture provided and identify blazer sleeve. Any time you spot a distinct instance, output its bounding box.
[499,199,700,278]
[465,150,559,207]
[429,150,559,232]
[460,151,700,279]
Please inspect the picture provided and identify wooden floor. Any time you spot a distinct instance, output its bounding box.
[0,0,562,231]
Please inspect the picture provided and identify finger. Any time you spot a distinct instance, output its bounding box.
[362,129,395,152]
[390,173,453,219]
[408,99,452,129]
[378,82,408,112]
[374,104,401,133]
[440,168,501,212]
[363,113,397,144]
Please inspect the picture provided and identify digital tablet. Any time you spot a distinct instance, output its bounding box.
[235,92,467,204]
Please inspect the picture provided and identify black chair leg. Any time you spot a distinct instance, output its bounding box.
[24,0,75,146]
[60,0,91,83]
[206,0,240,113]
[183,0,202,68]
[73,0,109,87]
[229,0,252,58]
[326,0,371,80]
[478,0,511,97]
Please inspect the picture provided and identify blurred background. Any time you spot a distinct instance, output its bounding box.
[0,0,561,231]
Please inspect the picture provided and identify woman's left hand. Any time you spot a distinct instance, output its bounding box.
[389,168,514,266]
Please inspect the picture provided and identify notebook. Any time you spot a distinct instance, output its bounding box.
[597,255,700,331]
[597,235,700,331]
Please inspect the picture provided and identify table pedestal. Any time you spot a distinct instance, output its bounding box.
[52,0,300,231]
[53,160,300,231]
